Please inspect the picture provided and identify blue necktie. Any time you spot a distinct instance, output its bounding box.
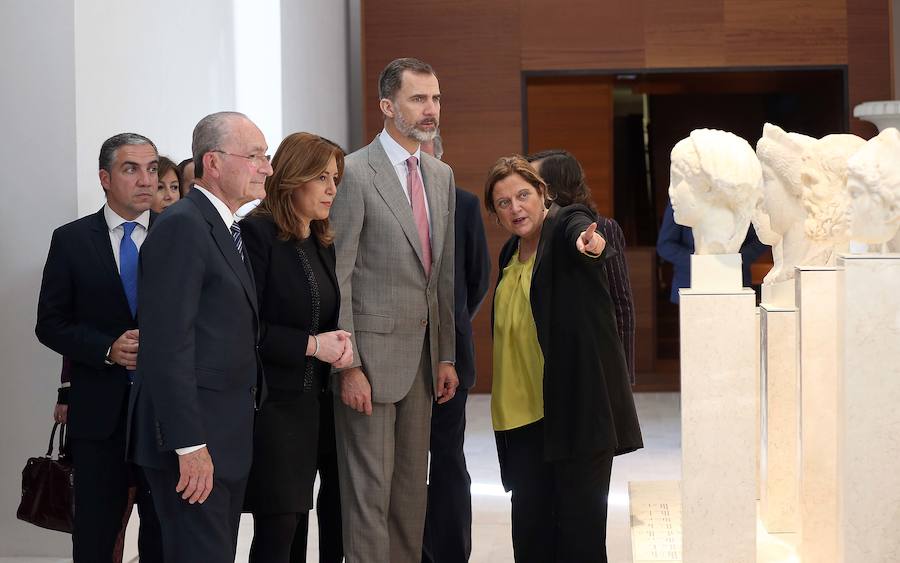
[120,222,139,317]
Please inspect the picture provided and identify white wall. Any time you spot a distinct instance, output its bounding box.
[0,2,78,556]
[74,0,240,216]
[281,0,350,150]
[0,0,352,555]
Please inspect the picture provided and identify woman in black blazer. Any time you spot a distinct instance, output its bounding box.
[241,132,353,563]
[484,155,643,563]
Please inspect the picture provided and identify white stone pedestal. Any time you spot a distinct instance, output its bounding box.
[761,278,796,309]
[690,253,742,291]
[759,303,799,534]
[836,254,900,562]
[680,288,757,563]
[796,267,840,563]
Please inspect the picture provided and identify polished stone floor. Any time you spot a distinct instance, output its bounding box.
[5,392,681,563]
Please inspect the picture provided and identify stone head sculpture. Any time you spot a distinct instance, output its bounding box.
[755,123,815,284]
[669,129,762,254]
[798,133,865,244]
[846,128,900,247]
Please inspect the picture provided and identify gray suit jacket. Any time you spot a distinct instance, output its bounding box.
[331,135,456,403]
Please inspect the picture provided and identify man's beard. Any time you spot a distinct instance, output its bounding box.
[395,111,438,143]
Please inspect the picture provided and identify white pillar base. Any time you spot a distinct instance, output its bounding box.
[759,304,799,534]
[797,267,840,563]
[680,288,757,563]
[836,254,900,561]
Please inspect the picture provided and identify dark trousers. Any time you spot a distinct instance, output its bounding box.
[69,398,162,563]
[144,466,248,563]
[249,391,343,563]
[496,420,614,563]
[422,387,472,563]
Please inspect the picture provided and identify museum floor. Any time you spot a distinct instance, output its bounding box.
[3,392,682,563]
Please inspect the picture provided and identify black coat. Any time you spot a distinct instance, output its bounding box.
[494,204,643,461]
[128,189,260,479]
[240,214,340,513]
[453,189,491,389]
[36,208,155,440]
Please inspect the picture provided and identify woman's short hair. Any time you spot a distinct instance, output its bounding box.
[253,132,345,246]
[157,156,183,196]
[526,149,595,212]
[484,155,548,214]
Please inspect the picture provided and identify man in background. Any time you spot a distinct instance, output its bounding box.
[421,133,491,563]
[37,132,163,562]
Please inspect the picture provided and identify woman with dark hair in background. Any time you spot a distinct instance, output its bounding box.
[151,156,182,213]
[241,132,352,563]
[526,149,636,383]
[485,155,642,563]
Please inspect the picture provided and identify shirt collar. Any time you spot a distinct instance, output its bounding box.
[103,204,150,232]
[192,185,236,228]
[379,128,421,168]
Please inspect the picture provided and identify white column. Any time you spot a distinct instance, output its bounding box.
[797,267,841,563]
[680,288,758,563]
[0,1,77,556]
[280,0,350,149]
[759,304,800,533]
[836,254,900,561]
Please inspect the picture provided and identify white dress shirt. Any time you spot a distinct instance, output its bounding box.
[379,129,432,230]
[103,204,150,269]
[174,185,237,456]
[193,185,237,229]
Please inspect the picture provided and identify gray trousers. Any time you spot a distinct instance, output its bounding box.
[334,343,433,563]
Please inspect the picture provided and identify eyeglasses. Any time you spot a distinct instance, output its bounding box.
[211,150,271,166]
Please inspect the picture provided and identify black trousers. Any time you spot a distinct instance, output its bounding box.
[422,387,472,563]
[249,391,343,563]
[496,419,614,563]
[69,396,162,563]
[143,466,248,563]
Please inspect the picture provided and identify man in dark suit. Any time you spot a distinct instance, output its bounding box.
[36,132,163,562]
[128,111,273,562]
[421,135,491,563]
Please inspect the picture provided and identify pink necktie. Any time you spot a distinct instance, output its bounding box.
[406,156,432,278]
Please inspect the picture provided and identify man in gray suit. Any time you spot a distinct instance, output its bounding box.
[330,57,459,563]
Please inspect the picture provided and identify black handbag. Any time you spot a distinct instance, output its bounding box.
[17,422,74,533]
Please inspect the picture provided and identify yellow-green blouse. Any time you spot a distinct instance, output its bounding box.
[491,248,545,431]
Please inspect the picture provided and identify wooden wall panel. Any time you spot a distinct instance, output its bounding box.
[644,0,726,68]
[625,247,657,374]
[362,0,893,393]
[847,0,892,137]
[520,0,645,70]
[526,77,615,218]
[723,0,847,66]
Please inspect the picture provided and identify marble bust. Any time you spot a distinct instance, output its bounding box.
[846,128,900,249]
[754,123,817,285]
[798,132,866,251]
[669,129,762,254]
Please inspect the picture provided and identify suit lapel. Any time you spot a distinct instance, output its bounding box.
[367,138,429,272]
[89,208,132,316]
[533,203,560,281]
[187,190,259,316]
